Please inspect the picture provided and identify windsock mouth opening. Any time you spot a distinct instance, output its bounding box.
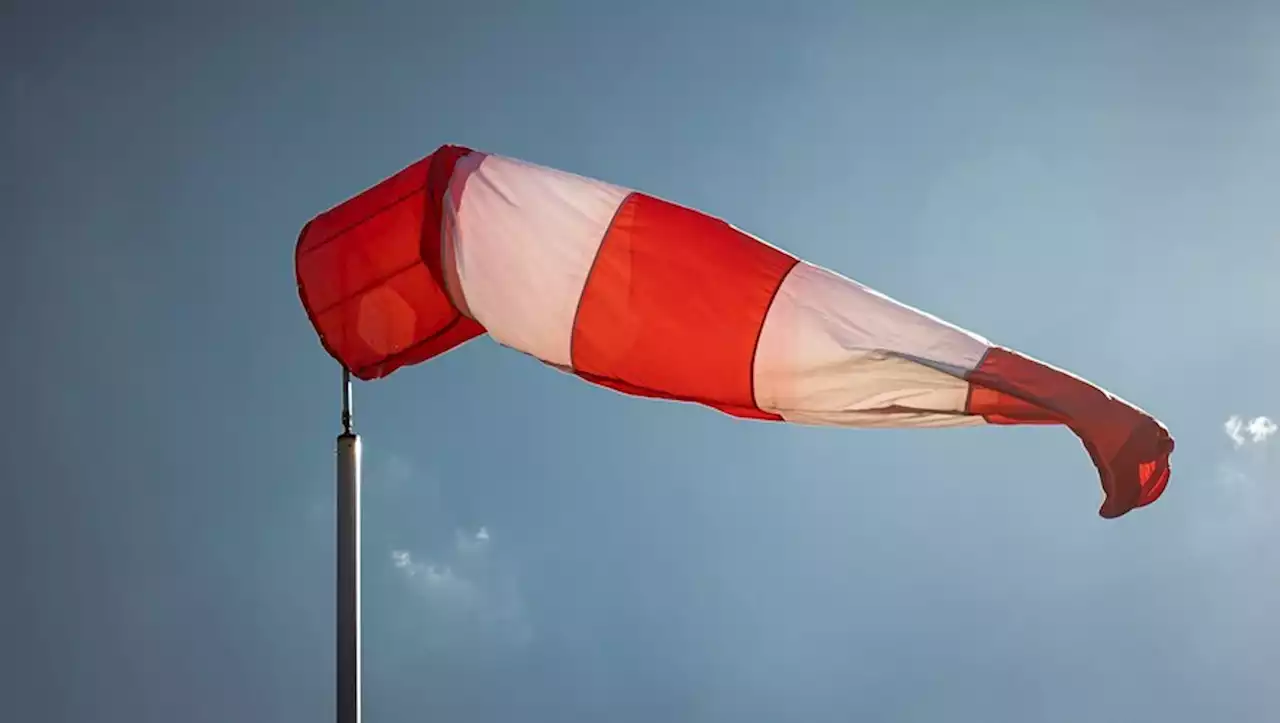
[293,145,485,380]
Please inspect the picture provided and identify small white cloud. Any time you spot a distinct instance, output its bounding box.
[1246,416,1278,444]
[1225,415,1276,448]
[475,527,490,542]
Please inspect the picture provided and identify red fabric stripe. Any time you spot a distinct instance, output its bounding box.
[966,347,1174,518]
[295,145,484,379]
[571,193,798,421]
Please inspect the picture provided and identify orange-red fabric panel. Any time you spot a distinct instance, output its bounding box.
[966,347,1174,518]
[295,145,484,379]
[571,193,798,421]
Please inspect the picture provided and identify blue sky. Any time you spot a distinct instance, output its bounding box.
[5,2,1280,721]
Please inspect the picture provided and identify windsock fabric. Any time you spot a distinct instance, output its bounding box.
[296,144,1173,518]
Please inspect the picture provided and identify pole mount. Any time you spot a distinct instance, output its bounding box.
[341,367,353,435]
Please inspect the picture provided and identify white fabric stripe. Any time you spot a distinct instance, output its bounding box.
[442,154,631,367]
[781,410,986,428]
[753,262,991,428]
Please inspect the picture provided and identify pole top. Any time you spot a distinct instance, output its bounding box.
[341,367,353,436]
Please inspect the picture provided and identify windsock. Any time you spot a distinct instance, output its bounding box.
[296,145,1173,518]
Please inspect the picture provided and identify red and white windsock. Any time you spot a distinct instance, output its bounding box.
[296,144,1173,518]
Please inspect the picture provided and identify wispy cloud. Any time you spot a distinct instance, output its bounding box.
[1225,417,1246,447]
[1186,417,1280,561]
[1224,415,1277,448]
[390,526,532,648]
[1216,414,1276,496]
[391,548,482,608]
[385,453,414,487]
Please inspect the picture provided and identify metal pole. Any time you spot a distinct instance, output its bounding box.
[337,368,361,723]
